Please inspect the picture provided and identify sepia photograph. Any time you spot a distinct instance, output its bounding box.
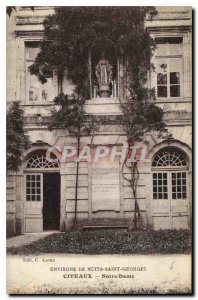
[6,5,192,295]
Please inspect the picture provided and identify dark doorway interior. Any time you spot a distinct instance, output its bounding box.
[43,173,60,230]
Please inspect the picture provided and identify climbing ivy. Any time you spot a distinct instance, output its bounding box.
[29,7,169,230]
[7,102,30,172]
[29,7,157,97]
[49,92,100,229]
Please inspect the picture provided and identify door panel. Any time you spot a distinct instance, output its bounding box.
[172,216,188,230]
[153,200,169,214]
[152,171,190,230]
[172,203,188,213]
[171,171,189,229]
[25,218,43,233]
[152,172,171,228]
[153,216,170,230]
[25,174,43,233]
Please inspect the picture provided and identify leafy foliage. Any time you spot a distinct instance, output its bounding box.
[29,7,156,97]
[49,93,99,138]
[29,6,167,142]
[118,102,167,142]
[48,91,100,230]
[6,102,30,172]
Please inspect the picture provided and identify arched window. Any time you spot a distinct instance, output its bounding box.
[26,151,59,169]
[25,150,59,203]
[152,147,187,167]
[152,147,188,200]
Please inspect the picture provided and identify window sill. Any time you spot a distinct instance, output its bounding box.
[20,101,56,106]
[153,98,191,103]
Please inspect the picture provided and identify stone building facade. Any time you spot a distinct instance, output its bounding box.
[6,7,192,236]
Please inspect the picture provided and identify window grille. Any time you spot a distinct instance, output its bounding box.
[172,172,187,199]
[153,172,168,199]
[152,148,187,167]
[26,174,41,201]
[26,152,59,169]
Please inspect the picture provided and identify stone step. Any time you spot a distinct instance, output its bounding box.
[77,218,131,230]
[81,225,129,231]
[78,218,130,225]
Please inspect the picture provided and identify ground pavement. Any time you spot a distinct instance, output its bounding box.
[6,231,59,248]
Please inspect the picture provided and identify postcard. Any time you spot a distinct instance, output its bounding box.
[6,6,192,294]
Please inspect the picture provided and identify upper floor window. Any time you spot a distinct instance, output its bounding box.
[25,42,56,102]
[155,37,183,99]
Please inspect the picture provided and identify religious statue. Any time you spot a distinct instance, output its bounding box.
[95,57,113,86]
[95,55,113,98]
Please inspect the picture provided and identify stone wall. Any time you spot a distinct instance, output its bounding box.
[61,161,89,230]
[6,174,24,237]
[6,175,16,237]
[62,167,151,231]
[15,175,23,235]
[59,145,151,230]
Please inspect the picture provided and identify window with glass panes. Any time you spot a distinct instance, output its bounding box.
[26,174,41,201]
[152,147,188,200]
[171,172,187,199]
[155,37,183,98]
[153,173,168,199]
[25,42,55,102]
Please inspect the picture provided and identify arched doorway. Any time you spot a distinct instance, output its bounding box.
[24,150,60,233]
[152,147,190,230]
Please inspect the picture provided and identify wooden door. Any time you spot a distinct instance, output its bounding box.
[25,173,43,233]
[152,171,189,230]
[152,172,171,230]
[170,171,189,229]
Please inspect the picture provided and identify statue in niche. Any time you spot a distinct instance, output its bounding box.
[95,54,113,98]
